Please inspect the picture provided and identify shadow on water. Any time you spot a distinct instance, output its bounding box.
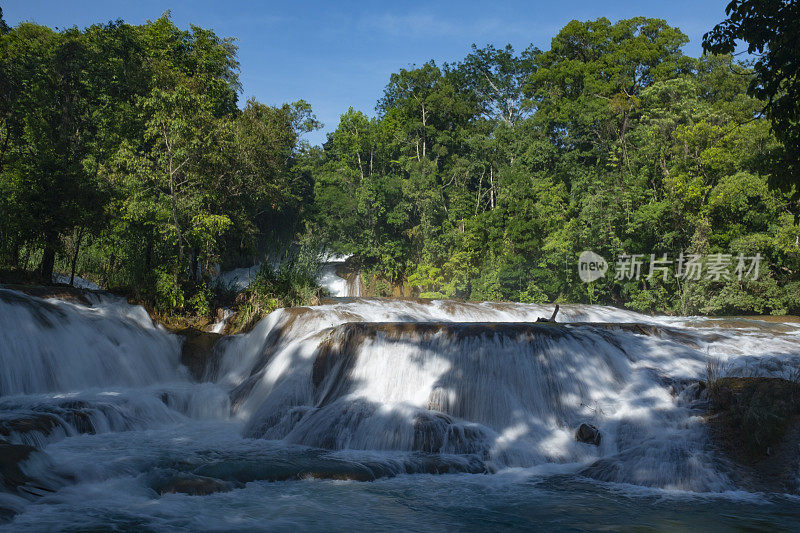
[229,317,736,491]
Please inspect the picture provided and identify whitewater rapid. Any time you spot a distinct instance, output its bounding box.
[2,288,800,529]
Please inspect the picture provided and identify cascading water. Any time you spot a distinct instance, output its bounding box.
[0,290,181,395]
[317,255,362,297]
[2,288,800,530]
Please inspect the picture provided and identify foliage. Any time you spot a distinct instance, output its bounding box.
[1,11,798,318]
[228,247,326,332]
[0,13,321,316]
[703,0,800,188]
[153,266,184,314]
[308,17,799,315]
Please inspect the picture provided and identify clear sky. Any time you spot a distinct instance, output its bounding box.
[3,1,731,145]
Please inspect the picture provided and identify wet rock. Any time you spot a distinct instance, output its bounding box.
[0,285,94,306]
[706,377,800,492]
[0,440,36,492]
[708,377,800,458]
[156,474,234,496]
[194,456,378,483]
[0,404,101,445]
[0,438,69,519]
[61,410,95,435]
[576,423,602,446]
[402,454,487,476]
[0,413,61,439]
[299,467,376,482]
[178,328,223,380]
[413,412,451,453]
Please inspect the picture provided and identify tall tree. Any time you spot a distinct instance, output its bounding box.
[703,0,800,189]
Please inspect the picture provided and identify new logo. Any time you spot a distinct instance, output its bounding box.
[578,251,608,282]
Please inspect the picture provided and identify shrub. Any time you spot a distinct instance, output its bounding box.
[227,246,325,332]
[154,267,184,314]
[186,283,213,316]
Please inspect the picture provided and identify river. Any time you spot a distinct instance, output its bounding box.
[1,287,800,531]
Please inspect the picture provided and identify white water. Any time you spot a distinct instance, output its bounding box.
[210,308,234,334]
[2,288,800,529]
[215,264,263,290]
[51,274,101,290]
[0,290,182,396]
[318,263,348,297]
[216,254,361,297]
[210,300,800,491]
[317,255,361,297]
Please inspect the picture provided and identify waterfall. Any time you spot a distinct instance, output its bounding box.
[210,308,234,334]
[200,298,799,491]
[0,289,182,396]
[0,289,230,453]
[318,255,362,297]
[213,308,718,489]
[2,287,800,528]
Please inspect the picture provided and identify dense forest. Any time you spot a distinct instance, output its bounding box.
[1,6,798,317]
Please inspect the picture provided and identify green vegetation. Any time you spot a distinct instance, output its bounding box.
[229,248,327,332]
[0,6,798,317]
[704,0,800,189]
[0,10,320,316]
[311,16,799,314]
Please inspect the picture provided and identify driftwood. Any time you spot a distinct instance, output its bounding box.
[536,304,560,323]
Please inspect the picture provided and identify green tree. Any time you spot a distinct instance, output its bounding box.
[704,0,800,188]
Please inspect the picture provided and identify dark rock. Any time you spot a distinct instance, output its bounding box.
[0,413,61,439]
[0,440,36,492]
[576,423,602,445]
[156,474,234,496]
[706,376,800,492]
[178,328,223,380]
[0,405,101,444]
[0,438,69,523]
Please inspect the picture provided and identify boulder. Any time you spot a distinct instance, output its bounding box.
[576,423,602,446]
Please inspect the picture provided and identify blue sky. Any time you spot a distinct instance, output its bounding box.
[3,1,731,145]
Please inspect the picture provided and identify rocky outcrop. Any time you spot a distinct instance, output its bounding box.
[0,440,37,493]
[0,401,103,445]
[706,377,800,493]
[0,439,72,521]
[0,284,95,306]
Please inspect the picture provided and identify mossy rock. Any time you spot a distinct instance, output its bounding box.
[708,377,800,460]
[706,377,800,492]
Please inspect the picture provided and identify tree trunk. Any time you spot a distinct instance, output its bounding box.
[39,243,56,284]
[170,174,184,263]
[144,234,153,269]
[489,167,495,209]
[69,227,85,287]
[167,145,185,265]
[191,248,199,282]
